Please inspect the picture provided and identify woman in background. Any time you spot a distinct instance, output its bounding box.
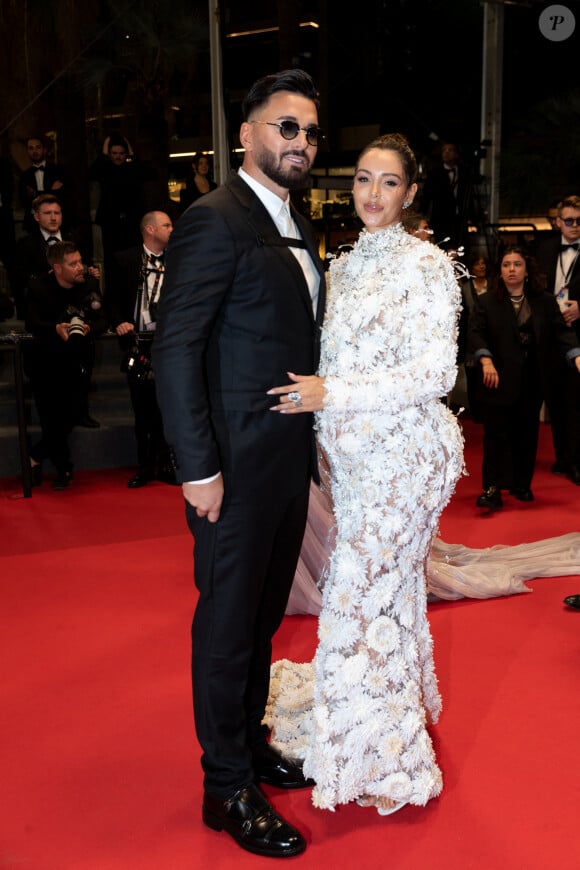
[179,153,217,211]
[469,245,580,511]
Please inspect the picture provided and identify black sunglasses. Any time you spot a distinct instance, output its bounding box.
[561,217,580,227]
[250,120,324,147]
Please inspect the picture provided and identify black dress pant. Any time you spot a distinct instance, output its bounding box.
[545,358,580,469]
[479,366,542,491]
[127,374,170,473]
[186,478,310,798]
[27,342,89,473]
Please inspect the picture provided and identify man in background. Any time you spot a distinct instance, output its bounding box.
[107,211,176,488]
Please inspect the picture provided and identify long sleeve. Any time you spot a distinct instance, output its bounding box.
[321,235,461,416]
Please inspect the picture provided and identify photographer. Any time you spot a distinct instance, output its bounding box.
[107,210,176,488]
[25,241,107,490]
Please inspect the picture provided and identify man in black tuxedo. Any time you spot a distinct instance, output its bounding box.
[153,69,326,858]
[107,210,176,488]
[19,136,71,234]
[88,135,149,280]
[536,194,580,484]
[420,141,474,250]
[13,194,82,317]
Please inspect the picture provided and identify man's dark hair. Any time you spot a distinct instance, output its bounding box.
[107,134,129,152]
[46,240,79,267]
[32,193,61,212]
[242,69,319,121]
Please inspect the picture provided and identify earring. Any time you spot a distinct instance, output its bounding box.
[403,201,412,209]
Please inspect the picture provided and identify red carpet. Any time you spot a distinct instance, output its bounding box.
[1,419,579,869]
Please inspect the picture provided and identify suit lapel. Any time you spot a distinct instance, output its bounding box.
[227,173,323,322]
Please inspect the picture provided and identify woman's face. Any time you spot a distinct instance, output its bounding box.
[196,156,209,175]
[501,253,527,292]
[353,148,417,233]
[472,258,487,277]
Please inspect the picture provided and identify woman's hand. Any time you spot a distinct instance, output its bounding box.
[480,357,499,389]
[267,372,326,413]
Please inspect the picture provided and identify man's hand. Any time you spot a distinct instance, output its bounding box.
[183,475,224,523]
[56,323,70,341]
[116,322,135,336]
[564,300,580,325]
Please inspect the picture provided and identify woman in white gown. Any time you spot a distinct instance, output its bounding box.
[267,134,464,814]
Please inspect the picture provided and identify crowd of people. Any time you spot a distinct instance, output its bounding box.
[0,135,218,490]
[0,68,579,858]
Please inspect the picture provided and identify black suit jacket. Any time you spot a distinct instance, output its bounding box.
[19,162,71,231]
[468,291,579,406]
[153,171,326,487]
[536,236,580,341]
[420,162,474,246]
[107,245,145,329]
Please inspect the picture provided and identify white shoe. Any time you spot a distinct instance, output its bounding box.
[377,801,408,816]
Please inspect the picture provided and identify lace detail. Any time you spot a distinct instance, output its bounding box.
[267,225,464,811]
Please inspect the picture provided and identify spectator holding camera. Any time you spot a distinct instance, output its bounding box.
[25,241,107,490]
[106,210,176,488]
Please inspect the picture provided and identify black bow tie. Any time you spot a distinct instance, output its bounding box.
[34,164,45,171]
[560,243,579,251]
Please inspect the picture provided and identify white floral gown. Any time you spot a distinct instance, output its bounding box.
[266,225,464,811]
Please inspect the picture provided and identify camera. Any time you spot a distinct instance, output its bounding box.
[67,315,86,339]
[120,343,153,381]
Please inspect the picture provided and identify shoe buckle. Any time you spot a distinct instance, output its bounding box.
[241,819,252,837]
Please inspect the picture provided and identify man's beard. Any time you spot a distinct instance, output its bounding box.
[257,148,312,190]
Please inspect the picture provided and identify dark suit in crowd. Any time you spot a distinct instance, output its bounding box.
[25,270,107,478]
[19,161,71,233]
[536,233,580,476]
[107,244,174,484]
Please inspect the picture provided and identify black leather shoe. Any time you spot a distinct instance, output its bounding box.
[76,415,100,429]
[568,466,580,486]
[252,742,314,789]
[127,471,152,488]
[509,487,534,502]
[51,471,72,491]
[476,486,503,510]
[203,784,306,858]
[564,594,580,610]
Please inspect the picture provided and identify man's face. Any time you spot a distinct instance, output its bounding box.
[27,139,46,164]
[54,252,85,287]
[109,146,128,166]
[242,91,319,194]
[149,213,173,250]
[34,203,62,233]
[547,208,559,230]
[558,207,580,243]
[441,143,458,165]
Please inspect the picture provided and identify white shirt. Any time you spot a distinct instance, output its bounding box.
[238,168,320,314]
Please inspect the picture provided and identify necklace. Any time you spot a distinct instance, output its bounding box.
[510,293,524,304]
